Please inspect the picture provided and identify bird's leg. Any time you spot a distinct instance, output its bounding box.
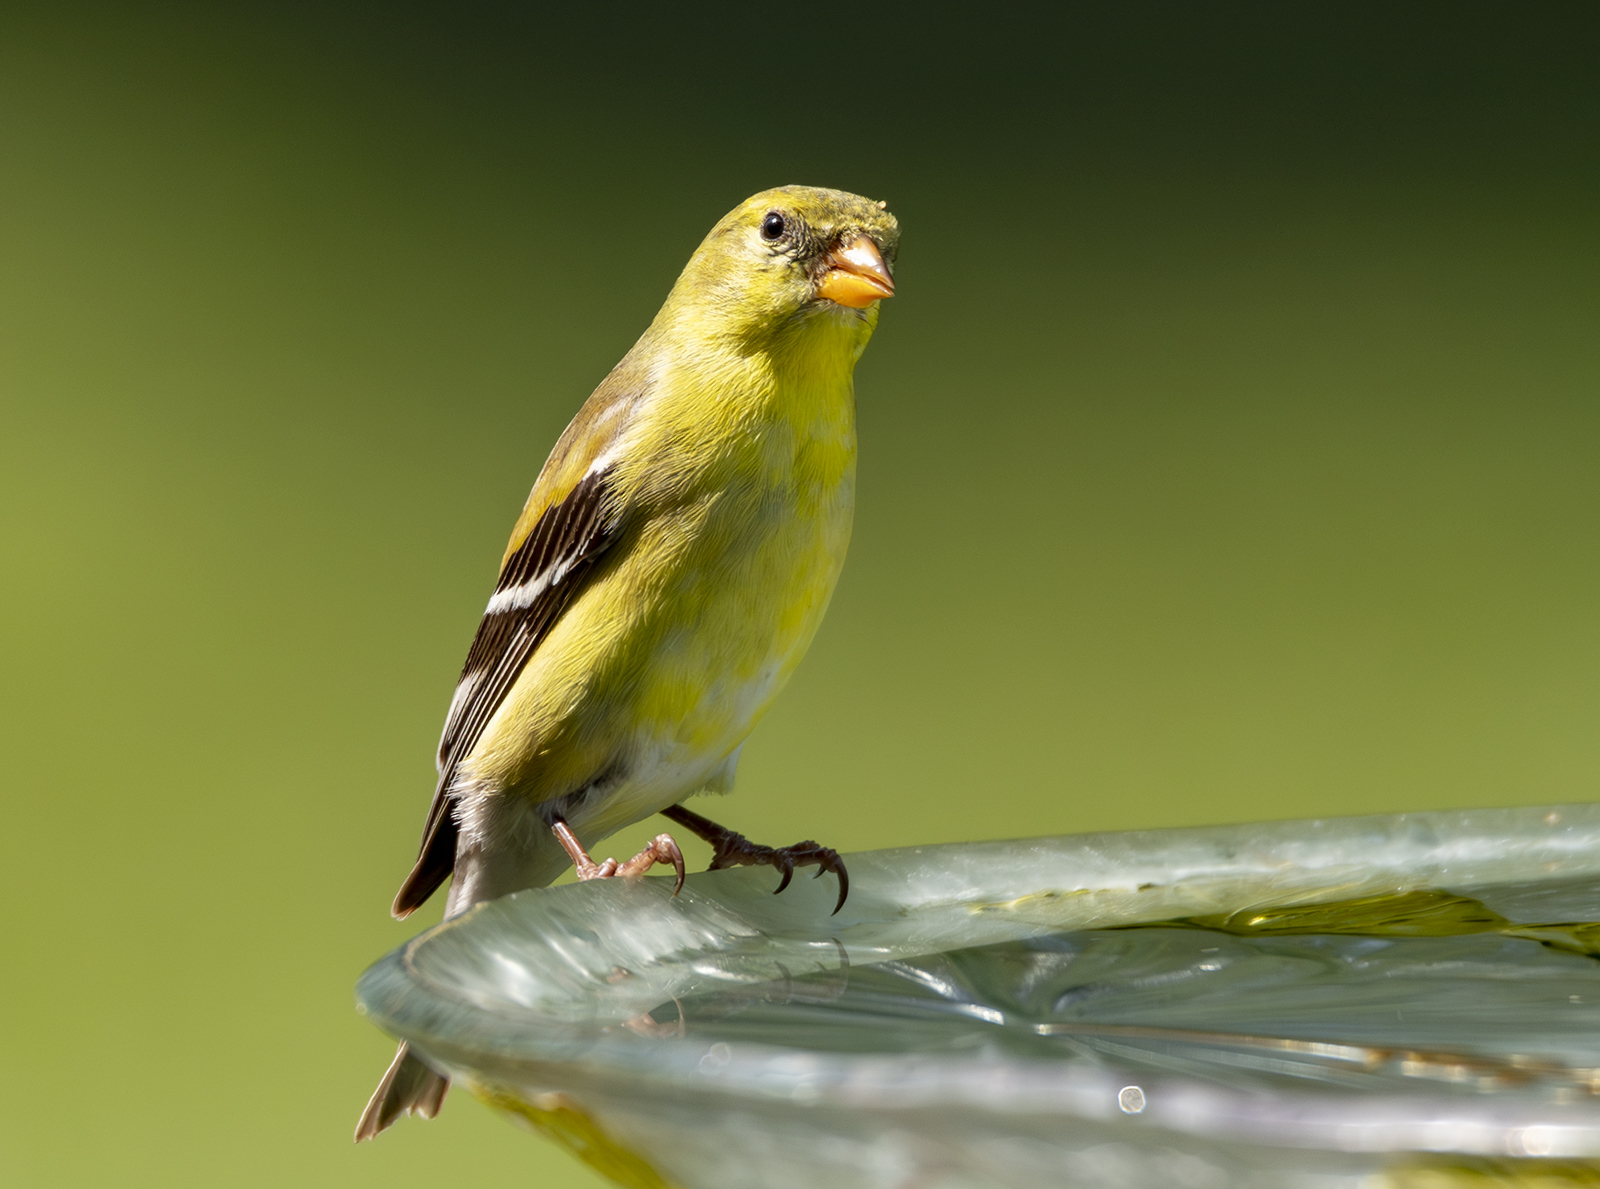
[551,819,685,895]
[661,804,849,914]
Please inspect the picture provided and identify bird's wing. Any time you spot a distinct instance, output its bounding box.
[391,459,625,917]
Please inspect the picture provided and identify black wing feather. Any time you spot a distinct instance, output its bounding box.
[391,467,620,917]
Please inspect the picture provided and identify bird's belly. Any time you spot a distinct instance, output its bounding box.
[469,473,853,825]
[626,493,852,773]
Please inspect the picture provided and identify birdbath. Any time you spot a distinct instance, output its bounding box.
[356,805,1600,1188]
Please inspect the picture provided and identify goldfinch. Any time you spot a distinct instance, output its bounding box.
[355,186,898,1140]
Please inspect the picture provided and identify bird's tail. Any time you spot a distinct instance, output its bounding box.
[354,1042,449,1142]
[354,818,581,1141]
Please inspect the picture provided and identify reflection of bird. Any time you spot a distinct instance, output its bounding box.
[355,186,898,1139]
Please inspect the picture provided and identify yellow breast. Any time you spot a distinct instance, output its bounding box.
[468,303,872,806]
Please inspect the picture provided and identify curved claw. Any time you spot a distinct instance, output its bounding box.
[661,835,686,896]
[799,844,849,914]
[770,846,847,913]
[585,829,686,894]
[657,805,849,915]
[634,833,685,896]
[830,858,849,915]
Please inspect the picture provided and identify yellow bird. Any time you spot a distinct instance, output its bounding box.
[356,185,898,1139]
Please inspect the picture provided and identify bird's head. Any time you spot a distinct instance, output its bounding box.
[665,185,900,348]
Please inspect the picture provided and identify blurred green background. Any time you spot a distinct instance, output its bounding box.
[3,2,1598,1184]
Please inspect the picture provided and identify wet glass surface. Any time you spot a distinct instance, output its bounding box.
[358,805,1600,1187]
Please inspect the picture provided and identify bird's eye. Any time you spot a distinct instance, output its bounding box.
[760,212,787,241]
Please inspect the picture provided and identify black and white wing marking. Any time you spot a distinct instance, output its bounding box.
[391,466,621,917]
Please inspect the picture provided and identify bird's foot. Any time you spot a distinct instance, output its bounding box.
[551,819,685,895]
[661,804,849,914]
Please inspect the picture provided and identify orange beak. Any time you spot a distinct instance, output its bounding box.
[815,235,895,308]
